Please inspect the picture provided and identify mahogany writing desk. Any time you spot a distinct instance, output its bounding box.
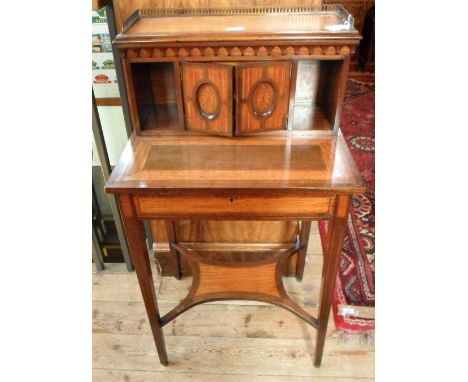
[105,4,363,367]
[106,133,364,366]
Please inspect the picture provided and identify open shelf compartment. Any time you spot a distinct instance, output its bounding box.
[130,62,182,133]
[291,59,346,132]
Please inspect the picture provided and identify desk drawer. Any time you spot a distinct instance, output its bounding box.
[134,194,334,218]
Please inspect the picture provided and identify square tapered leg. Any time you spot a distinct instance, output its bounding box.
[314,195,350,367]
[118,194,169,365]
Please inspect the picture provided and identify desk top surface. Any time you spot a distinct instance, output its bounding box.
[106,133,364,194]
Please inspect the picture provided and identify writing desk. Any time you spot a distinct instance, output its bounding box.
[106,132,364,366]
[106,3,363,368]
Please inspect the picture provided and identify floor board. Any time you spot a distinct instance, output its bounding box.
[93,369,374,382]
[93,223,374,380]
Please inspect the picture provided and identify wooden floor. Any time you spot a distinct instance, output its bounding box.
[93,222,374,381]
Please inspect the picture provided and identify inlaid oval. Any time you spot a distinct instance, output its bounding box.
[251,81,276,117]
[195,82,221,120]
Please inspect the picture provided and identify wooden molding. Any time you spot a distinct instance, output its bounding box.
[121,45,355,59]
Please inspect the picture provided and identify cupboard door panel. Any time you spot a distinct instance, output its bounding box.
[236,62,291,135]
[182,62,233,136]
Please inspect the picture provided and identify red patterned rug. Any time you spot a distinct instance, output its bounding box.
[319,79,375,332]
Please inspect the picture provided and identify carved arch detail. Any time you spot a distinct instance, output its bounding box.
[125,45,353,58]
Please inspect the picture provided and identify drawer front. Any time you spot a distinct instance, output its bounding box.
[134,194,334,219]
[182,62,233,136]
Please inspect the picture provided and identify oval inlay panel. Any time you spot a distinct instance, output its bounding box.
[251,81,276,117]
[195,82,221,120]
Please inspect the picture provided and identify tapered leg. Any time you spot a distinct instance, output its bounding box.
[296,221,312,281]
[165,220,181,280]
[314,195,350,367]
[118,194,169,365]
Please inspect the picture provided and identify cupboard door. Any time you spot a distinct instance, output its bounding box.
[182,62,233,136]
[236,62,291,135]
